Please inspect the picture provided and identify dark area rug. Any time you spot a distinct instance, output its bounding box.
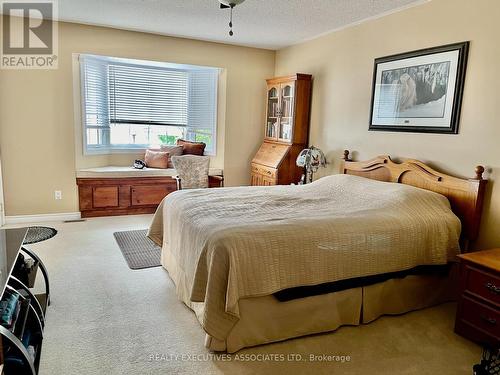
[113,229,161,270]
[24,226,58,244]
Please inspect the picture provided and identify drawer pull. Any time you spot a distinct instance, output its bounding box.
[480,315,497,326]
[485,282,500,294]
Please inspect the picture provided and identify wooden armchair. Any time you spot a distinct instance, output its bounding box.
[209,175,224,188]
[171,155,224,190]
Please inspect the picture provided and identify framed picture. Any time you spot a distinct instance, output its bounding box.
[369,41,469,134]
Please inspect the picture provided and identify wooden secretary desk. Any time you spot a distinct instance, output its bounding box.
[251,74,312,186]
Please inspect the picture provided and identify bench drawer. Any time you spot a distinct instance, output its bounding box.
[93,186,119,208]
[131,185,173,207]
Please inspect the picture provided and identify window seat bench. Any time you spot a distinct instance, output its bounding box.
[76,166,224,218]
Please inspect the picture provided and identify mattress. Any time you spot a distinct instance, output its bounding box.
[273,264,451,301]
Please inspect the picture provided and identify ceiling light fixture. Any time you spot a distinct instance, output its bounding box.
[218,0,246,36]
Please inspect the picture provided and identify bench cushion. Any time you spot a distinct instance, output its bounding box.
[76,166,223,179]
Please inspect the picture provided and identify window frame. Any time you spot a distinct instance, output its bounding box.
[79,54,219,156]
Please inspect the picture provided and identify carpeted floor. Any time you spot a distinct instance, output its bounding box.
[7,215,481,374]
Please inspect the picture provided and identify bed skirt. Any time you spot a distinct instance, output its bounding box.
[163,244,457,353]
[192,266,457,353]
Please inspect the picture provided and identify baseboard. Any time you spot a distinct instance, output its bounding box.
[5,212,82,225]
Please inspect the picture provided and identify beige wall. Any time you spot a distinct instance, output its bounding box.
[0,21,275,216]
[275,0,500,249]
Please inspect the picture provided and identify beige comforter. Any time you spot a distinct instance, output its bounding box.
[148,174,460,340]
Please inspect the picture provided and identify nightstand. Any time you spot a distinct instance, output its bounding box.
[455,249,500,348]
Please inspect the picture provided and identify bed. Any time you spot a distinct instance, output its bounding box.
[148,150,487,352]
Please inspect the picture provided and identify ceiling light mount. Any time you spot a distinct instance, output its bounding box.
[218,0,246,37]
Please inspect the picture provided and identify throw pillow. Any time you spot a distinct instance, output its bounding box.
[160,145,184,168]
[144,149,170,169]
[176,139,206,156]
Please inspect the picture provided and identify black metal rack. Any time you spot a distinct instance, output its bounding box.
[0,228,50,375]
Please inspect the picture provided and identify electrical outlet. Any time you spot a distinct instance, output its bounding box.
[54,190,62,200]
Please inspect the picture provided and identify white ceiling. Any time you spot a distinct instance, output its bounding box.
[57,0,428,50]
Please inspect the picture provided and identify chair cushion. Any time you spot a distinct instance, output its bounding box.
[171,155,210,189]
[144,149,170,169]
[176,139,206,156]
[160,145,184,168]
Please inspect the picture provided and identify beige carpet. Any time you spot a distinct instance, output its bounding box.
[7,215,480,374]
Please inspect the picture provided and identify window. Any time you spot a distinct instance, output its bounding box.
[80,54,219,154]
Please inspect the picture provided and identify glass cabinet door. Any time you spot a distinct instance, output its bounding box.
[278,82,295,142]
[265,86,280,140]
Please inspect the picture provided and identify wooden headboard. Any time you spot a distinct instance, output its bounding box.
[340,150,487,250]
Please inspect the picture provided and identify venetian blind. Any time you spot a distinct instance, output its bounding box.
[80,54,219,153]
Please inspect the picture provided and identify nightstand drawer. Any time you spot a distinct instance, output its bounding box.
[465,265,500,306]
[460,296,500,342]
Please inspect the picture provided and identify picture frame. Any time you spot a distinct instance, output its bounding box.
[369,41,469,134]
